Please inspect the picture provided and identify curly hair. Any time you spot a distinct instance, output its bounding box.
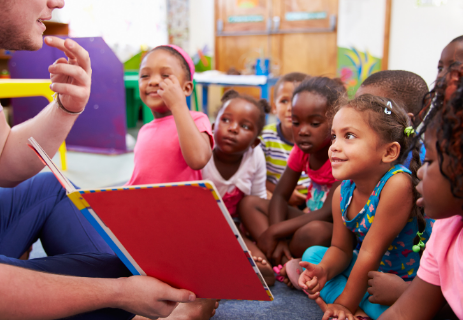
[411,64,463,199]
[274,72,310,101]
[332,94,426,246]
[218,89,272,135]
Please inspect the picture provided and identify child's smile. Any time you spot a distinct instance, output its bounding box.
[139,50,187,114]
[329,107,385,181]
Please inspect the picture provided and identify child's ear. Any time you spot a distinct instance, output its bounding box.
[271,103,277,114]
[407,112,415,124]
[211,123,215,132]
[251,137,261,149]
[382,141,401,163]
[182,81,194,96]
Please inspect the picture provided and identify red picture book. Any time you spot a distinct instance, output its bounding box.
[28,137,273,301]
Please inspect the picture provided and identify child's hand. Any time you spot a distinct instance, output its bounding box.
[321,303,355,320]
[158,75,187,111]
[367,271,409,306]
[257,229,278,258]
[298,261,327,298]
[271,240,292,266]
[288,188,306,206]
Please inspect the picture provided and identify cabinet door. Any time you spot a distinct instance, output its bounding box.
[272,0,337,33]
[216,0,272,35]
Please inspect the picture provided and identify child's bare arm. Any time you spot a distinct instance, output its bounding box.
[378,276,445,320]
[335,173,414,314]
[159,75,212,170]
[268,167,301,225]
[265,181,340,239]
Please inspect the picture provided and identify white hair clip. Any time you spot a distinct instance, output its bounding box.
[384,101,392,115]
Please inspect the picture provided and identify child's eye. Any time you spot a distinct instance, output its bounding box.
[241,124,250,130]
[162,74,170,78]
[280,99,289,104]
[140,74,148,79]
[221,117,229,123]
[292,121,299,127]
[331,134,336,141]
[423,159,432,166]
[437,66,443,73]
[345,133,355,139]
[311,122,321,128]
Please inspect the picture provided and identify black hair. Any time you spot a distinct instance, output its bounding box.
[360,70,429,125]
[274,72,309,101]
[334,94,425,249]
[219,89,271,135]
[292,76,347,115]
[144,46,191,82]
[410,64,463,200]
[450,35,463,43]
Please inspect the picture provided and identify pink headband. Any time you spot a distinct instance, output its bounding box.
[163,44,195,81]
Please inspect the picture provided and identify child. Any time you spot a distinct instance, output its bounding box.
[297,94,432,319]
[126,45,213,186]
[202,89,270,219]
[261,72,310,204]
[378,55,463,320]
[239,77,345,276]
[366,37,463,308]
[201,89,272,282]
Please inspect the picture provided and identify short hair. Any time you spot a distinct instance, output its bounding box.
[274,72,309,101]
[450,35,463,43]
[360,70,429,117]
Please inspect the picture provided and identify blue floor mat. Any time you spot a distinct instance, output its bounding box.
[214,281,324,319]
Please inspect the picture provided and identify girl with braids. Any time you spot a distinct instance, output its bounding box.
[379,64,463,320]
[296,95,431,320]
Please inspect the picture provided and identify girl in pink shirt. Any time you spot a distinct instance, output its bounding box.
[126,45,213,186]
[379,62,463,319]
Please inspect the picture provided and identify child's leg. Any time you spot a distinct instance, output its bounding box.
[289,220,333,258]
[359,295,389,320]
[243,236,275,286]
[238,196,271,240]
[301,246,358,304]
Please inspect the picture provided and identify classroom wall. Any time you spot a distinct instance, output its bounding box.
[188,0,215,60]
[388,0,463,87]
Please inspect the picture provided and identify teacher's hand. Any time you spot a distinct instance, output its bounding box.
[46,37,92,114]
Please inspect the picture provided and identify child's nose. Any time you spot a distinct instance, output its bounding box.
[228,122,239,132]
[329,139,339,152]
[148,75,162,86]
[298,125,310,136]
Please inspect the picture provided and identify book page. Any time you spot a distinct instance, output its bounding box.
[27,137,76,194]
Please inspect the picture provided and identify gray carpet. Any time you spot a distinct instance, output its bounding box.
[214,281,324,320]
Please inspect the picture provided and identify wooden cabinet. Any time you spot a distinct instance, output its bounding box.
[215,0,338,78]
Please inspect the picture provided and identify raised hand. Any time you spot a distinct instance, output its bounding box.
[116,276,195,319]
[45,37,91,114]
[298,261,327,299]
[157,75,188,111]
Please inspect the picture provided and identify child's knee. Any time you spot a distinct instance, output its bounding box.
[301,245,328,265]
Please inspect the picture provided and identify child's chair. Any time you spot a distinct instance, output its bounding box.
[0,79,67,170]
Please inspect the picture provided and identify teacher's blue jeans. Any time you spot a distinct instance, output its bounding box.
[0,172,133,319]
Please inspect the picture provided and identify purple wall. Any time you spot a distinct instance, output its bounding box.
[9,37,127,154]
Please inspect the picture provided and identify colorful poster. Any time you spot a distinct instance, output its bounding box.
[337,0,386,97]
[237,0,259,9]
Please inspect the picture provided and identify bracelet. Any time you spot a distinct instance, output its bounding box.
[53,93,85,115]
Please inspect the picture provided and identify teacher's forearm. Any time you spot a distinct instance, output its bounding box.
[0,263,121,320]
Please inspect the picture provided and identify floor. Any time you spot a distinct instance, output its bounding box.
[30,119,325,319]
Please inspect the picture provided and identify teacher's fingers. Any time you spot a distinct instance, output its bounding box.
[44,37,92,75]
[50,83,88,100]
[48,63,91,86]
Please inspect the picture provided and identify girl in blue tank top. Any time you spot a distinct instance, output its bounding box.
[296,95,432,319]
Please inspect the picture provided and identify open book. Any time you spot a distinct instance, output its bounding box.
[28,137,273,301]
